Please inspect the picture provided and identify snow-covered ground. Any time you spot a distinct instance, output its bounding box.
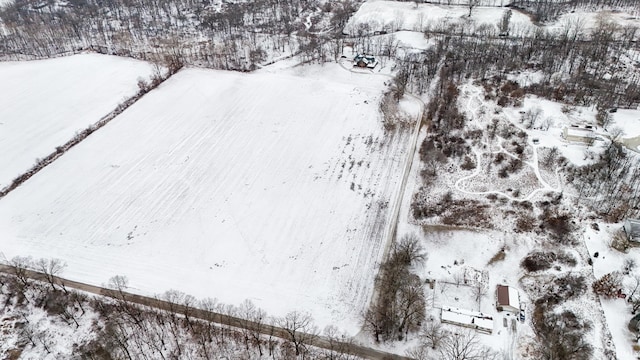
[611,109,640,138]
[0,64,416,334]
[345,1,640,38]
[394,31,435,51]
[547,10,640,35]
[501,94,605,166]
[402,77,624,357]
[583,223,640,360]
[419,229,536,355]
[0,54,155,189]
[344,1,534,35]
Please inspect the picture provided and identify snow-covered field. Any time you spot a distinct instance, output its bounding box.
[0,54,155,188]
[344,1,534,35]
[548,10,640,35]
[345,1,640,38]
[0,65,414,333]
[611,109,640,139]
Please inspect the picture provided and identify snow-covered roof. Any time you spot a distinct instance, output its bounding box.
[565,127,595,138]
[625,219,640,241]
[441,306,494,334]
[496,285,520,308]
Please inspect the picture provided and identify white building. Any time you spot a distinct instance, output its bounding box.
[624,219,640,244]
[562,127,596,144]
[441,306,494,334]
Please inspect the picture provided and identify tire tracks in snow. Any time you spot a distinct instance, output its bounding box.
[339,60,427,339]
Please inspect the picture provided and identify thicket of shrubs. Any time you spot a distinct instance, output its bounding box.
[521,250,578,272]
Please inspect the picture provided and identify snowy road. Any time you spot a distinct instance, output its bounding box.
[0,264,412,360]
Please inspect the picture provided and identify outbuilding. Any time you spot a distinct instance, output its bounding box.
[496,285,520,313]
[562,127,595,144]
[624,219,640,244]
[441,306,494,334]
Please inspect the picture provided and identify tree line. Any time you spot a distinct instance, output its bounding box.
[1,256,365,359]
[0,0,363,69]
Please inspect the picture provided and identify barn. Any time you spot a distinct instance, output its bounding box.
[496,285,520,313]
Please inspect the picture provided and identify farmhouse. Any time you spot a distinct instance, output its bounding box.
[496,285,520,313]
[624,219,640,243]
[353,55,378,69]
[562,126,596,144]
[440,306,494,334]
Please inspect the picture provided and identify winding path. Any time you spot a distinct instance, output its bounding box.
[453,84,561,201]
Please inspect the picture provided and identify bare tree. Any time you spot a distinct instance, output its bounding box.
[420,321,446,349]
[10,256,33,287]
[406,344,430,360]
[397,274,426,337]
[277,311,317,356]
[467,0,479,17]
[499,9,512,35]
[439,331,498,360]
[363,308,383,343]
[35,258,66,292]
[393,234,427,267]
[628,275,640,303]
[474,282,488,308]
[107,275,129,299]
[323,325,357,360]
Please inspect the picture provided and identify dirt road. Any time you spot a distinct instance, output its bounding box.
[0,264,412,360]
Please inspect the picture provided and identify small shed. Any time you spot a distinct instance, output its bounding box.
[353,55,378,69]
[562,127,595,144]
[496,285,520,313]
[624,219,640,243]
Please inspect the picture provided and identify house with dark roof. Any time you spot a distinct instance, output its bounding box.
[496,285,520,313]
[353,55,378,69]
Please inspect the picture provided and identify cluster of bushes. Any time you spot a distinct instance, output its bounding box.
[532,305,594,360]
[592,272,622,298]
[521,250,578,272]
[497,157,524,178]
[523,271,593,359]
[412,192,491,228]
